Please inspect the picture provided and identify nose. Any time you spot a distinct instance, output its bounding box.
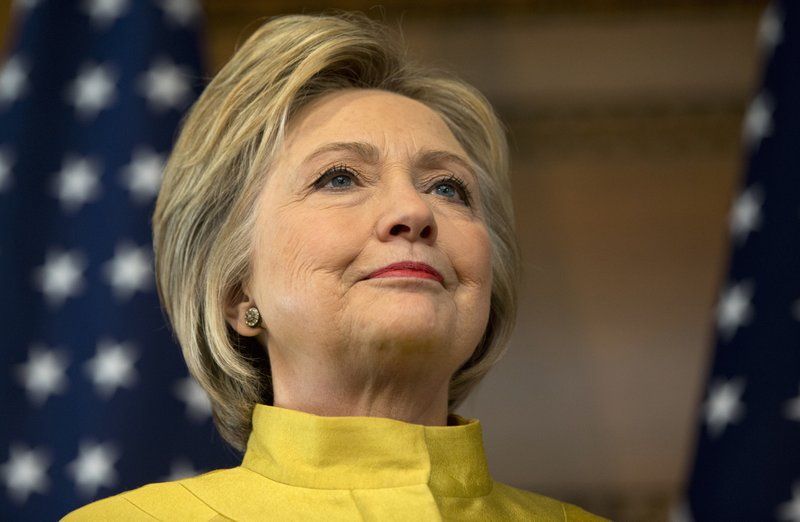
[375,179,438,245]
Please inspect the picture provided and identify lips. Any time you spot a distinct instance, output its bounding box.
[366,261,444,284]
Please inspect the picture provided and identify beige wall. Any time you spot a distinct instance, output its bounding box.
[2,2,766,519]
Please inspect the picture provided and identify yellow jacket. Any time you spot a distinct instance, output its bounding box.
[63,405,607,521]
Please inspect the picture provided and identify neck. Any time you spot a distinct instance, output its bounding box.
[268,350,452,426]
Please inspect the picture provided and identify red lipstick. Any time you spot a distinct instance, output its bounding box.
[367,262,444,284]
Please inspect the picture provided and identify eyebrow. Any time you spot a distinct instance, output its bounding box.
[302,141,476,177]
[413,150,476,178]
[301,142,380,165]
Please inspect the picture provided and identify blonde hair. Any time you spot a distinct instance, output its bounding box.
[153,13,520,450]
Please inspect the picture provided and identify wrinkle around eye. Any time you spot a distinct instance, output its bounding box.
[306,189,374,209]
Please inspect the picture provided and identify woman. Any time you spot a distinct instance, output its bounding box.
[65,13,605,521]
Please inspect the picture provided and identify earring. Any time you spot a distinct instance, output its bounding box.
[244,306,262,328]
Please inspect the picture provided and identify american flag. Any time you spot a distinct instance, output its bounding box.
[0,1,237,519]
[681,1,800,521]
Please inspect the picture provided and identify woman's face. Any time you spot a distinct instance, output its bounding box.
[244,89,492,385]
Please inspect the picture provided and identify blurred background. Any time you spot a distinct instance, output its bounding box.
[0,1,770,520]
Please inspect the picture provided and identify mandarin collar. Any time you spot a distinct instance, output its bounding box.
[242,404,493,497]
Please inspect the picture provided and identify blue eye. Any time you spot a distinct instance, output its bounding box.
[434,183,458,198]
[329,174,352,188]
[314,165,358,190]
[430,176,471,206]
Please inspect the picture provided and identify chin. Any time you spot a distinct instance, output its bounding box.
[361,288,448,322]
[330,289,483,361]
[356,310,450,352]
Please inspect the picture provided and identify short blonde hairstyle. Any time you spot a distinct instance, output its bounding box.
[153,13,520,450]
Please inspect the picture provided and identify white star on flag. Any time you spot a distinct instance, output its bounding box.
[51,155,102,213]
[163,458,200,481]
[82,0,129,28]
[716,280,754,342]
[704,378,746,438]
[0,55,28,105]
[758,3,784,55]
[15,345,69,406]
[785,385,800,422]
[777,482,800,522]
[729,186,763,245]
[67,63,117,119]
[0,444,50,504]
[0,146,13,192]
[137,57,191,111]
[33,249,87,308]
[102,241,153,300]
[84,339,138,399]
[159,0,199,26]
[120,147,165,203]
[174,376,212,422]
[67,440,119,498]
[743,92,774,149]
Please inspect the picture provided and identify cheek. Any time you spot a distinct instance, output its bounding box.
[476,230,495,323]
[251,208,366,316]
[435,217,493,333]
[475,229,493,289]
[446,220,493,291]
[452,223,494,338]
[258,234,312,309]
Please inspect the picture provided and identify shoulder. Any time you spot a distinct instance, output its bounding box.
[61,469,242,521]
[488,482,610,522]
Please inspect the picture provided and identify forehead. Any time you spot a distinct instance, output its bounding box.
[282,89,467,157]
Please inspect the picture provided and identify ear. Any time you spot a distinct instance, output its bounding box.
[224,291,263,337]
